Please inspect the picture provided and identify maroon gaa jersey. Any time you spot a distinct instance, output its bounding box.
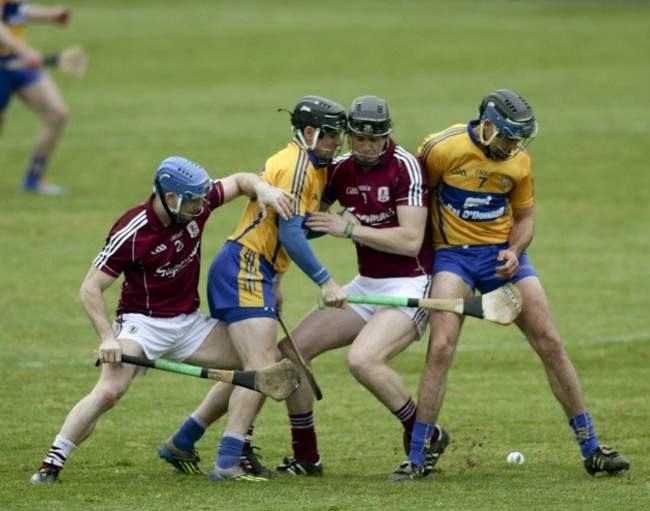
[324,140,433,278]
[92,181,226,318]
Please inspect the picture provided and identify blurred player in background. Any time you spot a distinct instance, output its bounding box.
[30,156,294,484]
[274,95,448,477]
[0,1,71,194]
[390,89,630,480]
[162,96,348,482]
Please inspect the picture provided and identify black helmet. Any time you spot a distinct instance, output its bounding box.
[290,96,347,133]
[478,89,537,140]
[348,95,393,137]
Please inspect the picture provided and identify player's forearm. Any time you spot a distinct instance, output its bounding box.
[507,214,534,258]
[79,285,115,340]
[224,172,271,201]
[348,224,424,257]
[219,172,262,204]
[279,217,331,286]
[347,206,427,257]
[0,23,29,54]
[26,6,65,22]
[79,269,117,343]
[26,6,52,21]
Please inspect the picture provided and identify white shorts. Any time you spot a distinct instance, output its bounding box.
[113,310,217,362]
[343,275,431,339]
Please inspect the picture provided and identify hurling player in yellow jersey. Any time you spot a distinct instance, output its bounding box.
[390,89,629,481]
[0,1,71,194]
[199,96,347,482]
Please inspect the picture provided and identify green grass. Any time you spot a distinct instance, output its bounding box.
[1,1,649,510]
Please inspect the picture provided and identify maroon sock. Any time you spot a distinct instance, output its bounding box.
[394,398,417,434]
[289,412,319,464]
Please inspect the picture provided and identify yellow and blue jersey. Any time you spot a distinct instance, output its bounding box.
[1,1,27,57]
[418,122,534,249]
[228,136,326,273]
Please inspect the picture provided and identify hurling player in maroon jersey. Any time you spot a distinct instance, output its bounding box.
[30,156,294,485]
[272,96,447,477]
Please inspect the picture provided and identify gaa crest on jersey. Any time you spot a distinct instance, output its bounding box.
[501,177,511,189]
[377,186,390,203]
[186,221,200,239]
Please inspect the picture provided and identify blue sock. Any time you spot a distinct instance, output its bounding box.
[22,155,48,188]
[216,433,245,470]
[171,416,205,452]
[408,421,437,467]
[569,411,599,458]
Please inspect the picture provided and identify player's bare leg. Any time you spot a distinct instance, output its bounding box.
[514,277,586,417]
[389,273,466,481]
[277,306,363,475]
[416,272,469,425]
[346,307,416,411]
[160,321,272,476]
[184,320,242,369]
[514,276,629,474]
[209,317,278,481]
[280,305,363,413]
[31,339,143,484]
[17,75,68,194]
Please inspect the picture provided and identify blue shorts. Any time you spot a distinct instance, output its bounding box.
[433,243,537,294]
[207,241,277,324]
[0,60,43,111]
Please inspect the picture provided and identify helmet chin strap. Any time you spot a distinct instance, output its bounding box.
[478,121,511,160]
[296,127,336,166]
[479,120,498,146]
[351,138,388,167]
[296,128,321,151]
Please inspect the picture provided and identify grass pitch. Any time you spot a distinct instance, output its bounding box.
[1,1,648,510]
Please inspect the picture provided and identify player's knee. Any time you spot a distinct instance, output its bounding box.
[93,384,127,409]
[45,105,69,129]
[427,336,456,365]
[532,331,565,362]
[346,350,372,378]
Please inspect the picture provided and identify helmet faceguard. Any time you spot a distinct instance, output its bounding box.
[348,95,392,166]
[478,89,538,160]
[153,156,213,223]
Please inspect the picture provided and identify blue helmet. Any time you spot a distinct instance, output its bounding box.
[479,89,538,140]
[153,156,212,220]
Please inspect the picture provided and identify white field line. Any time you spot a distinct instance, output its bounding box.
[409,331,649,354]
[16,332,649,367]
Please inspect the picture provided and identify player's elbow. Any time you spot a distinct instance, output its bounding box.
[398,234,425,257]
[401,242,422,257]
[78,281,92,306]
[278,230,291,248]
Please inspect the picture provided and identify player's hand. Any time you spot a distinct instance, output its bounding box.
[306,211,355,238]
[319,278,347,308]
[95,338,123,365]
[495,249,519,280]
[255,182,295,221]
[273,283,284,313]
[51,7,70,25]
[19,47,44,70]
